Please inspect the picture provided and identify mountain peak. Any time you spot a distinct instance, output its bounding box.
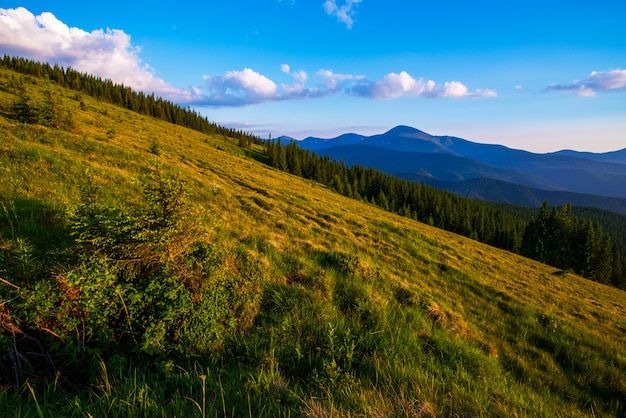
[370,125,450,153]
[385,125,429,137]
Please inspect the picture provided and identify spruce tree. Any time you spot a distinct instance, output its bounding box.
[11,92,36,124]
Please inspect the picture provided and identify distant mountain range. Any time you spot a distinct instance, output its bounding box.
[281,125,626,214]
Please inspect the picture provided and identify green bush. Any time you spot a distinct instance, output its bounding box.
[1,167,264,388]
[10,90,75,131]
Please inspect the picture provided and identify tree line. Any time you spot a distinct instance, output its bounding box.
[265,140,625,288]
[0,55,262,145]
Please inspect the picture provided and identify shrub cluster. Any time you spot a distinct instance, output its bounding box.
[10,91,75,131]
[0,168,262,388]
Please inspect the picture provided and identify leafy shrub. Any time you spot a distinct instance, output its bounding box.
[177,245,263,355]
[10,90,75,131]
[1,166,263,387]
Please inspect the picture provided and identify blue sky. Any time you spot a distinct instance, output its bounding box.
[1,1,625,152]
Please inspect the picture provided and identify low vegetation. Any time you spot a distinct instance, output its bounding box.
[0,60,625,416]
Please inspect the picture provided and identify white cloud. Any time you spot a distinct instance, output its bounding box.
[203,68,279,106]
[546,69,626,96]
[444,81,469,98]
[281,65,309,97]
[473,88,497,98]
[199,66,496,105]
[202,65,340,106]
[350,71,496,99]
[358,71,437,99]
[0,7,203,103]
[323,0,362,29]
[316,69,365,90]
[281,63,308,85]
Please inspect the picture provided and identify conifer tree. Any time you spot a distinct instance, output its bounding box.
[11,92,36,124]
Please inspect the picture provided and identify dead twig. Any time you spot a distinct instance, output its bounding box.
[41,327,66,344]
[0,277,20,290]
[1,296,19,306]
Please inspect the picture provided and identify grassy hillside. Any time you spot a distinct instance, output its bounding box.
[1,66,625,417]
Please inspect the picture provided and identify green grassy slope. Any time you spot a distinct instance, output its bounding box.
[1,67,625,417]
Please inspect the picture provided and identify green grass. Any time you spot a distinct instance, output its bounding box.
[0,66,625,417]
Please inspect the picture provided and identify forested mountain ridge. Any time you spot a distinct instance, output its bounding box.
[289,125,626,200]
[399,174,626,215]
[0,58,625,417]
[310,144,563,189]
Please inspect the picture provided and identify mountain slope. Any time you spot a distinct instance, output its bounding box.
[1,64,625,417]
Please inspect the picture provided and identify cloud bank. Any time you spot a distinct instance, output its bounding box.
[323,0,362,29]
[200,68,497,105]
[1,7,497,107]
[349,71,496,99]
[0,7,203,103]
[546,69,626,97]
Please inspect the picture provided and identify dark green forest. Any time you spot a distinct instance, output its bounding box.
[2,55,624,289]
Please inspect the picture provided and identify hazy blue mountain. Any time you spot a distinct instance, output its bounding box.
[401,175,626,215]
[548,148,626,164]
[317,145,561,190]
[298,125,459,154]
[290,126,626,200]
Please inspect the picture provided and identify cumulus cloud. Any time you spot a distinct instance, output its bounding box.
[546,69,626,97]
[201,66,322,105]
[0,7,203,103]
[350,71,496,99]
[281,64,308,84]
[316,69,366,91]
[350,71,432,98]
[202,65,335,105]
[323,0,362,29]
[200,67,496,105]
[280,63,308,95]
[202,69,279,106]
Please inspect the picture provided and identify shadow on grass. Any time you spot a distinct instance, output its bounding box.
[0,197,75,284]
